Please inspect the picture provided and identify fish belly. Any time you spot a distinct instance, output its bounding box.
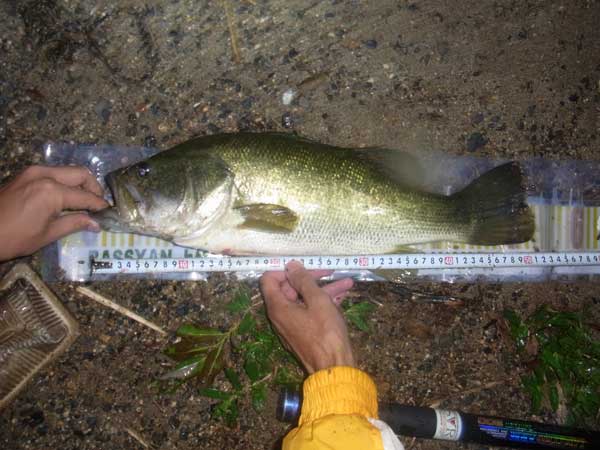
[182,207,464,256]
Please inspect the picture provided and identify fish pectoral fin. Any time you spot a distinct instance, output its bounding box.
[235,203,299,233]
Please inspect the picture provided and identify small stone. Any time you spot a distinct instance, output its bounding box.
[179,427,189,440]
[150,103,161,116]
[466,132,488,152]
[281,112,293,129]
[364,39,378,49]
[241,97,254,109]
[207,123,221,134]
[21,408,45,427]
[169,416,180,429]
[94,99,112,124]
[176,304,189,316]
[282,88,297,105]
[152,431,167,445]
[36,106,47,121]
[86,416,97,429]
[144,135,157,147]
[470,112,484,125]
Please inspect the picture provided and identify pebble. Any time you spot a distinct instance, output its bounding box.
[241,97,254,109]
[94,99,112,124]
[470,112,484,125]
[144,135,157,148]
[281,112,293,128]
[176,304,189,316]
[364,39,378,49]
[281,88,297,106]
[466,132,488,152]
[36,106,47,121]
[21,408,45,427]
[179,427,189,440]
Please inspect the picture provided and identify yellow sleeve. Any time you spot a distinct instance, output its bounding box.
[282,366,384,450]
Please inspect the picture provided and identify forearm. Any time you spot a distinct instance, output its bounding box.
[283,367,403,450]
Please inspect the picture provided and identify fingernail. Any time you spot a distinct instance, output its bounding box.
[87,221,101,232]
[285,260,302,272]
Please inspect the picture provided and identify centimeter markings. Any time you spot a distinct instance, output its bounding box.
[90,251,600,275]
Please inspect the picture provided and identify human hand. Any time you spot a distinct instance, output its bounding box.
[260,261,355,374]
[0,165,108,262]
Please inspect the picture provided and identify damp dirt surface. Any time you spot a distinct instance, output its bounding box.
[1,1,600,449]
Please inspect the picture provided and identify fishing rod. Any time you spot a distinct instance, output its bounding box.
[276,389,600,450]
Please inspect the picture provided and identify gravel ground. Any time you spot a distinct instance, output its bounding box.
[1,1,599,449]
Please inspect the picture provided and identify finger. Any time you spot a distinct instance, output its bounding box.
[285,261,328,308]
[260,272,291,312]
[280,281,299,302]
[43,213,100,245]
[56,184,109,211]
[261,271,287,283]
[21,166,105,197]
[323,278,354,304]
[308,269,334,279]
[280,270,334,302]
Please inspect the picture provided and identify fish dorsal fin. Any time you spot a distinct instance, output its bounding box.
[353,147,428,190]
[235,203,299,233]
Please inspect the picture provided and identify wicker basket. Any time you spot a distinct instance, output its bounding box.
[0,264,79,410]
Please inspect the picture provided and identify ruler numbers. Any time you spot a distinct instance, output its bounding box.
[91,251,600,275]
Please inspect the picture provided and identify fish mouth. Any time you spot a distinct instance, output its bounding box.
[90,172,139,232]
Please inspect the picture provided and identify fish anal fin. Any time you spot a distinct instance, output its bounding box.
[388,245,419,254]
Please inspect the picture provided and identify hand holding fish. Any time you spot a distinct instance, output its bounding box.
[0,165,108,261]
[261,261,355,373]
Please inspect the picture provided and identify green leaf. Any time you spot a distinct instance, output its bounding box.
[198,346,225,386]
[225,367,242,391]
[244,358,261,382]
[549,384,559,411]
[163,336,219,362]
[176,324,224,337]
[343,301,376,332]
[540,348,561,371]
[530,383,543,412]
[160,354,206,380]
[510,305,600,428]
[199,388,231,401]
[214,397,239,426]
[237,313,256,335]
[503,309,529,349]
[528,306,551,328]
[251,383,267,411]
[274,366,302,386]
[227,289,251,313]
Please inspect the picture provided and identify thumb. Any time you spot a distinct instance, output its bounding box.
[44,213,100,244]
[285,261,327,308]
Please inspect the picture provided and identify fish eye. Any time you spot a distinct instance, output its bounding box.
[137,163,151,178]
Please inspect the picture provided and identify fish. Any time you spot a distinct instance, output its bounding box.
[91,132,535,255]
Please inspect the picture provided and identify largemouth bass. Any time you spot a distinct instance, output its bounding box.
[92,132,534,255]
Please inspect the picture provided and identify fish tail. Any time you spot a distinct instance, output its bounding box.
[454,162,535,245]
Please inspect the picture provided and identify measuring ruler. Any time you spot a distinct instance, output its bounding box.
[89,251,600,275]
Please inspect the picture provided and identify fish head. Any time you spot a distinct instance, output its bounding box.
[92,151,235,239]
